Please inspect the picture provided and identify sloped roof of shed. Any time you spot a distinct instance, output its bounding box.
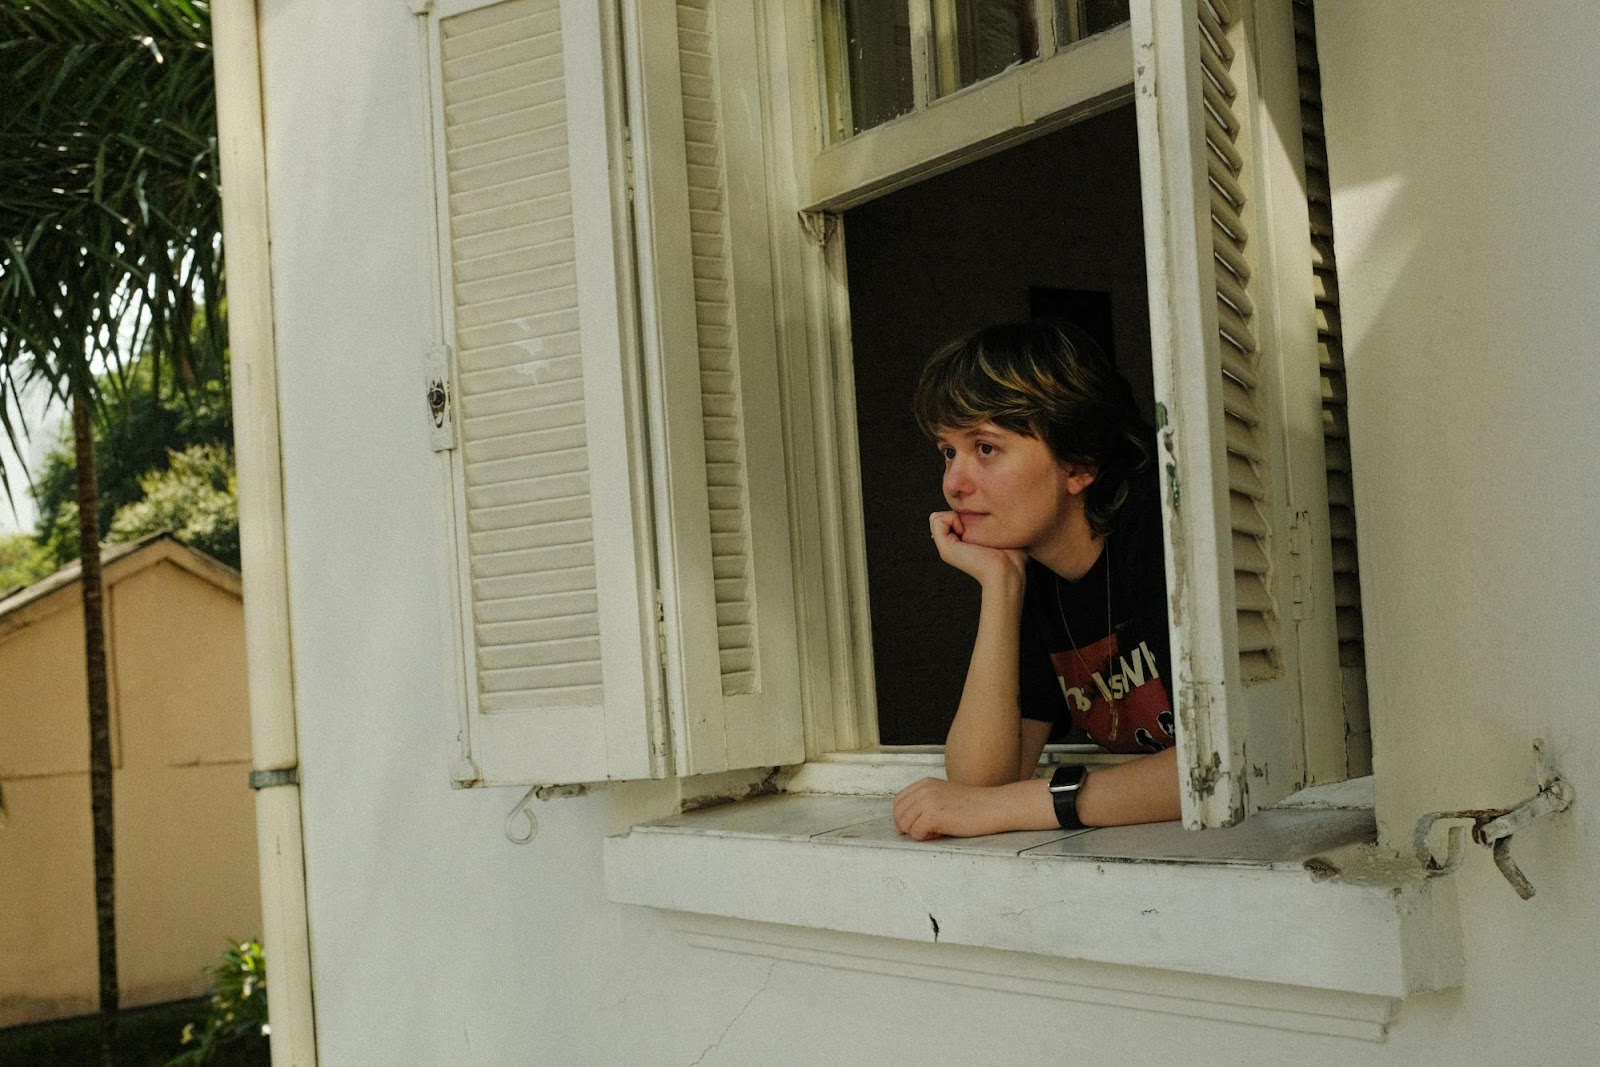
[0,532,241,633]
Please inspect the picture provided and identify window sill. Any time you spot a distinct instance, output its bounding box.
[603,789,1461,1011]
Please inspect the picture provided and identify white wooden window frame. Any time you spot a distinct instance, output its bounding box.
[417,0,1353,820]
[771,0,1350,827]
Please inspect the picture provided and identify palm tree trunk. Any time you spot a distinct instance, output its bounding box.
[73,393,118,1066]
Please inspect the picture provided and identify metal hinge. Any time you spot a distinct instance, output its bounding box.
[449,755,480,788]
[1288,509,1311,620]
[622,126,636,204]
[1414,738,1576,899]
[653,587,669,670]
[425,345,455,451]
[799,210,838,248]
[248,767,300,790]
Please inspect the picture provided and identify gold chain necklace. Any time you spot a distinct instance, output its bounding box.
[1054,537,1119,743]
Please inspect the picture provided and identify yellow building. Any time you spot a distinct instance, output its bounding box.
[0,533,260,1027]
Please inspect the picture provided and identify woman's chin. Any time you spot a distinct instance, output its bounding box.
[960,530,1025,551]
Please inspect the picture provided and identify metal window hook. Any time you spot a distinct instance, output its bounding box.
[503,782,590,845]
[1414,739,1576,899]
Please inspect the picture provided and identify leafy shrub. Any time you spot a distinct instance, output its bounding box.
[109,442,239,567]
[167,940,269,1066]
[0,532,54,595]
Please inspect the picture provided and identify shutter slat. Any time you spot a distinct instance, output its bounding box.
[1220,341,1259,390]
[1221,376,1261,426]
[1211,192,1248,250]
[1236,613,1275,653]
[1203,151,1241,212]
[1228,453,1265,499]
[1200,44,1237,101]
[1235,572,1271,613]
[1230,491,1269,538]
[1197,0,1234,63]
[1233,531,1269,574]
[1216,268,1255,319]
[1206,113,1244,173]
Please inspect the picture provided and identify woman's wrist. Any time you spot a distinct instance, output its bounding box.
[978,565,1027,600]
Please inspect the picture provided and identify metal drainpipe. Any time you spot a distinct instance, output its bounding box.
[213,2,318,1063]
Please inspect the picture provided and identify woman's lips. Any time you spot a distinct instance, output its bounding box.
[956,511,987,523]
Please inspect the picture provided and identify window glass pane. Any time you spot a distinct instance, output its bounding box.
[822,0,915,140]
[933,0,1039,96]
[1054,0,1130,46]
[1083,0,1131,36]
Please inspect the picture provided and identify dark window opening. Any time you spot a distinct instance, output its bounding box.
[843,104,1152,744]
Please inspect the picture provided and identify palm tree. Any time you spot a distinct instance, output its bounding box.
[0,3,222,1062]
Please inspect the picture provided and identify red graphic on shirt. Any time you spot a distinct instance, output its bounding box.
[1049,629,1174,753]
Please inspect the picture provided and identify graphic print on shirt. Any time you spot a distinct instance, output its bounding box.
[1049,626,1174,753]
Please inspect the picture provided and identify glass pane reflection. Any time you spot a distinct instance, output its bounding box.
[823,0,916,140]
[1054,0,1131,44]
[933,0,1040,96]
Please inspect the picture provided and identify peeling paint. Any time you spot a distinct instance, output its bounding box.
[1154,401,1168,429]
[1189,750,1224,798]
[1303,857,1340,882]
[531,783,587,801]
[680,768,781,813]
[928,913,940,941]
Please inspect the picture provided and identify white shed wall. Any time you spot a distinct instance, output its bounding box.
[256,0,1599,1062]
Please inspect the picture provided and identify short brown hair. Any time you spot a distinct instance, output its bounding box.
[913,321,1152,535]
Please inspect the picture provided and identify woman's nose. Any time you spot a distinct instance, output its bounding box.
[943,458,971,500]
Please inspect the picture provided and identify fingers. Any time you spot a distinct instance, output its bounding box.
[894,778,952,839]
[893,777,935,835]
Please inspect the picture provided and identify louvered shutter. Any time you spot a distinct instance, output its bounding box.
[626,0,804,774]
[429,0,665,786]
[1295,0,1370,778]
[1130,0,1326,826]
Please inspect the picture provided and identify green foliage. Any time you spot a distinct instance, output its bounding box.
[111,442,238,567]
[167,940,269,1067]
[0,530,53,594]
[30,359,233,566]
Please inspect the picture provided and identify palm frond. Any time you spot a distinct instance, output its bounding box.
[0,0,223,476]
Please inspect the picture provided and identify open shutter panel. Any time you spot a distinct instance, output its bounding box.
[678,0,759,698]
[1201,0,1282,685]
[432,0,664,787]
[625,0,805,776]
[1132,0,1312,827]
[1295,0,1371,778]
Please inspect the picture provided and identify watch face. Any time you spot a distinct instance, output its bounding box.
[1050,765,1087,792]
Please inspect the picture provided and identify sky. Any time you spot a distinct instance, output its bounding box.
[1,381,60,536]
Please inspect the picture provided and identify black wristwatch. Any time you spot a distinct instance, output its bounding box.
[1048,765,1089,830]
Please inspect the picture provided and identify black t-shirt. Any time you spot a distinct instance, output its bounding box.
[1018,467,1176,753]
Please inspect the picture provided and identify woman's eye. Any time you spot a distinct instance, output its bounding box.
[940,447,956,461]
[977,443,995,456]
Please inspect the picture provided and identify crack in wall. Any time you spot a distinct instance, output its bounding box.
[688,959,777,1066]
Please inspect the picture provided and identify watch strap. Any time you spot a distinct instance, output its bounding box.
[1048,764,1089,830]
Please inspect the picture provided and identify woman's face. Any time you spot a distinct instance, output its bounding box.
[936,422,1085,552]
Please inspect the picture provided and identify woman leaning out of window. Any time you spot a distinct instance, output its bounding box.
[892,321,1182,840]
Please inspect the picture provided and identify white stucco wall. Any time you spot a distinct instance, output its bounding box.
[257,1,1598,1062]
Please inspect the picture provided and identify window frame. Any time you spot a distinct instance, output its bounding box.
[768,0,1354,820]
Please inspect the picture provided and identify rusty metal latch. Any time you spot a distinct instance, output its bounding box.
[1414,739,1575,899]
